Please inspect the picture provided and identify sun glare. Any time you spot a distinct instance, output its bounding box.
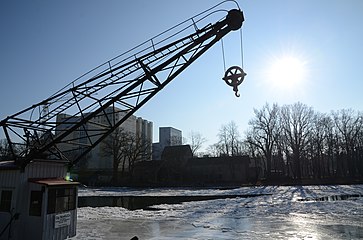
[267,56,306,90]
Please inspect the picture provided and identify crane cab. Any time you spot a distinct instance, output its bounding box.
[0,159,78,240]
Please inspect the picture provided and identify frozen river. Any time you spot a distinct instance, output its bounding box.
[70,185,363,239]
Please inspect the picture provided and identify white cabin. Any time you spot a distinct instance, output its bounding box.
[0,159,78,240]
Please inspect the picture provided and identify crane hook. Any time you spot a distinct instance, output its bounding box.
[222,66,247,97]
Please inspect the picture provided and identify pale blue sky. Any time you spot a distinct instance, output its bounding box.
[1,0,362,148]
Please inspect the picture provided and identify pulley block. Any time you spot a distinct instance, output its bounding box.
[222,66,247,97]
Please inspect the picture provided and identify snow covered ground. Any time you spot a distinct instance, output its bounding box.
[70,185,363,239]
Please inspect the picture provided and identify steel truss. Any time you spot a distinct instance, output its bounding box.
[0,4,244,168]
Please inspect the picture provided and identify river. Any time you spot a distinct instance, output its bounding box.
[70,185,363,239]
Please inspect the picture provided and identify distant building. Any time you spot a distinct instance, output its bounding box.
[152,127,182,160]
[183,155,250,185]
[133,145,252,186]
[136,117,153,160]
[89,107,153,169]
[56,107,152,184]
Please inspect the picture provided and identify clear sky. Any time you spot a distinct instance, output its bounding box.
[1,0,363,150]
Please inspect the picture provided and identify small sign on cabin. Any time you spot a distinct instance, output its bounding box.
[55,212,71,228]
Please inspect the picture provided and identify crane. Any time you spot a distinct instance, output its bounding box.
[0,2,245,169]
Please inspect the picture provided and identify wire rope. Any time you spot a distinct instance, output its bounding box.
[220,13,245,73]
[221,38,227,72]
[239,27,244,69]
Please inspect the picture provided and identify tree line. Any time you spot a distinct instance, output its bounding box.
[194,102,363,181]
[2,101,363,182]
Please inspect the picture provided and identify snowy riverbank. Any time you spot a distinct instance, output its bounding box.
[70,185,363,239]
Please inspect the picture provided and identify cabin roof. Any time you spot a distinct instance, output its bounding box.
[29,178,79,186]
[0,160,19,170]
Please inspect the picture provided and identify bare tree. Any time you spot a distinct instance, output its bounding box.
[246,103,280,179]
[280,102,314,180]
[101,127,131,184]
[126,133,152,178]
[101,127,152,184]
[206,143,222,157]
[332,109,363,177]
[356,117,363,176]
[325,115,338,177]
[243,137,265,180]
[217,121,242,156]
[306,112,332,178]
[0,139,12,161]
[186,131,207,157]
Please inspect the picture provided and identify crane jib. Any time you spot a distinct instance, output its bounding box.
[1,7,245,168]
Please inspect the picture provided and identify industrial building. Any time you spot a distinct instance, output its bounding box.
[56,107,153,184]
[152,127,182,160]
[133,145,252,186]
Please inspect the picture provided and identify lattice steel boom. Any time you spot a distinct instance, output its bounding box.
[0,6,244,168]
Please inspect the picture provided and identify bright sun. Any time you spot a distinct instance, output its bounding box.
[267,56,306,90]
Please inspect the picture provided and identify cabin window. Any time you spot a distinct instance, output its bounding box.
[29,191,43,216]
[0,190,12,212]
[47,187,76,214]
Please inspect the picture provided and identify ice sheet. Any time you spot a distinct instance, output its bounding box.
[70,185,363,239]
